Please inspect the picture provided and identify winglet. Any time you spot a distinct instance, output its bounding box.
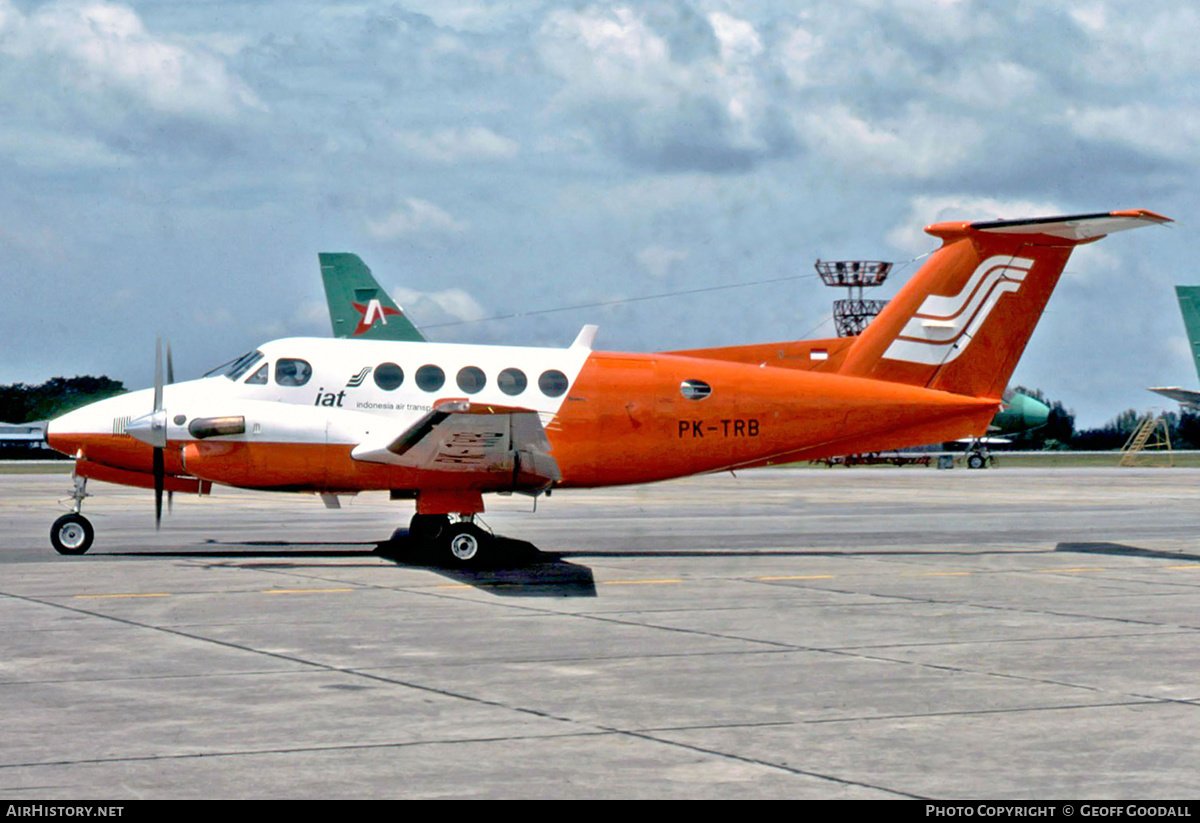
[571,325,599,350]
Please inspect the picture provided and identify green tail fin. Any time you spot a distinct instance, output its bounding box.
[1176,286,1200,385]
[319,253,426,342]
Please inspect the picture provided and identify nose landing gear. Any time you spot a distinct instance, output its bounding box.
[51,475,94,555]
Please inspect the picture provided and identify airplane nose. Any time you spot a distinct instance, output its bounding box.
[44,411,81,456]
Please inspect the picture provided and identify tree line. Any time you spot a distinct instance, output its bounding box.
[0,376,126,424]
[1007,386,1200,451]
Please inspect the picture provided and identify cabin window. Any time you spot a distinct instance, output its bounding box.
[275,358,312,387]
[538,369,569,398]
[245,364,268,385]
[415,364,445,392]
[498,368,527,396]
[373,362,404,391]
[224,350,263,381]
[457,366,486,394]
[680,379,711,401]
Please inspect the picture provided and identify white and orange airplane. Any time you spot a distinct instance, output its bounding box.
[45,209,1170,562]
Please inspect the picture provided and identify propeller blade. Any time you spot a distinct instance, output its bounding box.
[153,337,164,412]
[151,337,168,530]
[153,446,164,531]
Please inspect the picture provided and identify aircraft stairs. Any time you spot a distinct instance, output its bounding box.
[1120,412,1174,467]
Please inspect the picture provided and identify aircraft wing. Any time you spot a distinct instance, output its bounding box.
[350,401,560,487]
[1149,387,1200,409]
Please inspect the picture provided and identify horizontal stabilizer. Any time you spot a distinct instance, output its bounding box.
[1149,387,1200,409]
[968,209,1171,242]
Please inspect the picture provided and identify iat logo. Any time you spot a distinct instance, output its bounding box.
[313,388,347,407]
[884,255,1035,366]
[352,299,402,335]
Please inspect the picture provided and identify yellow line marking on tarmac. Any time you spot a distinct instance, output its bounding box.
[601,579,682,586]
[757,575,835,581]
[262,588,355,595]
[1035,568,1107,574]
[1165,565,1200,571]
[74,593,171,599]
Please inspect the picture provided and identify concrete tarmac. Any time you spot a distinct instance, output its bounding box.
[3,466,1200,799]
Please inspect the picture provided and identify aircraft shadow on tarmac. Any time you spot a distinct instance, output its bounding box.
[95,537,1200,600]
[104,533,599,598]
[1055,542,1200,563]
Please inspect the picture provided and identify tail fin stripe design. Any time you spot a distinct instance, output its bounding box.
[884,254,1034,365]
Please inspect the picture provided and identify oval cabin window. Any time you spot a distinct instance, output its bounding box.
[538,369,569,398]
[498,368,527,396]
[456,366,486,394]
[415,364,446,392]
[374,362,404,391]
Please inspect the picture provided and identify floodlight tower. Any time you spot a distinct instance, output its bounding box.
[815,259,893,337]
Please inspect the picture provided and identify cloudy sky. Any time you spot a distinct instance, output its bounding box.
[1,0,1196,426]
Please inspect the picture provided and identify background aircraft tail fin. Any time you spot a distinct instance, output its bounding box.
[1174,286,1200,385]
[319,253,427,342]
[837,210,1170,399]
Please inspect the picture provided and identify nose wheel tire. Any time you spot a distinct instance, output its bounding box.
[51,513,94,555]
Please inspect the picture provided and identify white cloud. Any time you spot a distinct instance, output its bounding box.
[366,199,468,239]
[1068,103,1200,161]
[708,12,763,64]
[390,125,519,163]
[0,129,133,170]
[798,103,984,180]
[0,0,262,120]
[393,287,486,324]
[537,5,789,170]
[887,195,1063,254]
[636,245,689,278]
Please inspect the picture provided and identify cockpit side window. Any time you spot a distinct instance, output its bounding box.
[275,358,313,387]
[225,351,264,381]
[245,363,268,385]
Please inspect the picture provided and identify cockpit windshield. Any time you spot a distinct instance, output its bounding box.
[221,350,264,381]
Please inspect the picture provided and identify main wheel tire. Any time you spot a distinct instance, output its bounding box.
[445,523,487,565]
[51,513,94,555]
[409,513,450,545]
[967,452,986,469]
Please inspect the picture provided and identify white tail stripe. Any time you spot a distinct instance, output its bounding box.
[911,256,1032,320]
[897,271,1021,344]
[883,255,1034,366]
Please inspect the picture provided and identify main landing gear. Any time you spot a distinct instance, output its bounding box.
[408,512,491,565]
[51,475,94,555]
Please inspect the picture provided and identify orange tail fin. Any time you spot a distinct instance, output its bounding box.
[837,210,1171,399]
